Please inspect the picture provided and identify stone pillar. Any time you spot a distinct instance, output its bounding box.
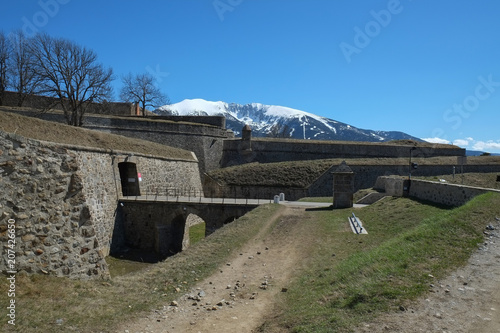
[332,161,354,209]
[241,124,252,151]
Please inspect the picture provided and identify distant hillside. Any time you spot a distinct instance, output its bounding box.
[466,150,500,156]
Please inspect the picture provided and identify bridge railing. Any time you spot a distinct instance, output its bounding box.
[124,186,273,205]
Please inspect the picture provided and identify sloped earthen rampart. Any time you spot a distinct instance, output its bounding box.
[1,108,234,174]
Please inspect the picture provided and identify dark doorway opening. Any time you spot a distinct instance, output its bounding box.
[169,215,186,255]
[118,162,141,196]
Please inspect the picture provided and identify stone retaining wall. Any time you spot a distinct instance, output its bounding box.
[408,180,500,207]
[205,163,500,201]
[0,130,202,279]
[2,108,233,174]
[375,176,500,207]
[221,139,465,167]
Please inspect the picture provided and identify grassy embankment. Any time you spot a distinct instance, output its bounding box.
[259,192,500,332]
[2,193,499,332]
[208,157,500,189]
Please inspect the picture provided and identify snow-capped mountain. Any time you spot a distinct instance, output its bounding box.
[156,99,420,142]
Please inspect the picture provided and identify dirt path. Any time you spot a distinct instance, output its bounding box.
[118,208,500,333]
[355,219,500,333]
[117,206,310,333]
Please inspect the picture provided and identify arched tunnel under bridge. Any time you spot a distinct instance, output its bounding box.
[110,199,260,261]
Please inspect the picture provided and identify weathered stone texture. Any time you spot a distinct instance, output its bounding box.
[138,157,203,195]
[408,180,499,207]
[376,176,500,207]
[0,132,108,279]
[332,162,354,209]
[221,139,466,167]
[0,130,203,279]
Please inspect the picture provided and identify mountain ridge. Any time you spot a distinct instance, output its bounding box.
[156,98,422,142]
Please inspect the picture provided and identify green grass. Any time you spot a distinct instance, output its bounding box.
[261,193,500,332]
[106,256,152,278]
[415,172,500,190]
[298,197,332,203]
[189,222,206,245]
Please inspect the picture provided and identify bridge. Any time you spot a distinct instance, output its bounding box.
[112,195,273,260]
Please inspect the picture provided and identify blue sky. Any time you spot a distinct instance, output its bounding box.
[1,0,500,153]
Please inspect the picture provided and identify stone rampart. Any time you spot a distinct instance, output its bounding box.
[221,139,465,167]
[117,199,259,259]
[375,176,500,207]
[150,115,226,128]
[309,163,500,199]
[408,180,500,207]
[0,130,202,279]
[1,91,135,116]
[205,163,500,201]
[2,108,233,174]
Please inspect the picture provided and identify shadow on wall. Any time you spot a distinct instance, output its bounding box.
[109,204,187,263]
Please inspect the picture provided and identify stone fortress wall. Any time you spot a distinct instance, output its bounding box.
[221,137,466,167]
[0,130,202,279]
[1,107,499,280]
[0,108,234,175]
[204,163,500,201]
[375,176,500,207]
[0,108,470,178]
[1,90,136,116]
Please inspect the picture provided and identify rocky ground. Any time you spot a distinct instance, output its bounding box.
[117,210,500,333]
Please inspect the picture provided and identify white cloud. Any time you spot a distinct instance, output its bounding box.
[472,140,500,152]
[422,137,451,144]
[421,137,500,153]
[453,139,470,147]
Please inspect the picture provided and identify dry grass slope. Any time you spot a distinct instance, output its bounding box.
[208,156,500,188]
[0,108,194,160]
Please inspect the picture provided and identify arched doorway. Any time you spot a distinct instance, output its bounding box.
[118,162,141,196]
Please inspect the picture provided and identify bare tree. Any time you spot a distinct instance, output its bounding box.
[0,31,10,105]
[30,34,114,126]
[8,30,41,107]
[120,73,169,116]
